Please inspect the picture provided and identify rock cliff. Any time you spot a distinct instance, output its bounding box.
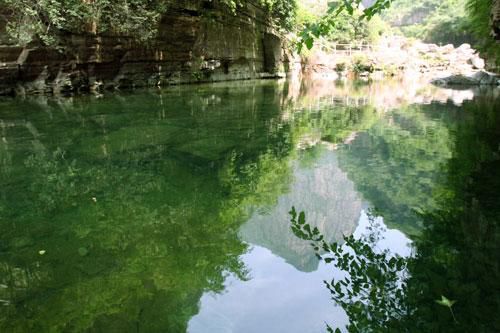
[0,0,298,96]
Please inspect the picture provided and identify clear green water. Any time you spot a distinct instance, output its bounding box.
[0,80,499,332]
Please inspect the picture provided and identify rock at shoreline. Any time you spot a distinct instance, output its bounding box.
[301,38,498,87]
[432,70,499,86]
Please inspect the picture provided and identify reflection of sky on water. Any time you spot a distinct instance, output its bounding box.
[189,210,411,333]
[354,210,413,258]
[188,245,345,333]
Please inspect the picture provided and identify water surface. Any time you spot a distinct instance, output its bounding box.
[0,79,498,332]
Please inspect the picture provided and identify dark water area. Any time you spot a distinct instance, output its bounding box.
[0,79,498,332]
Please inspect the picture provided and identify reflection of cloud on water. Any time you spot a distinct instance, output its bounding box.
[239,148,362,272]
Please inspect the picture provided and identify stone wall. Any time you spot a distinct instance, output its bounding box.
[0,0,299,95]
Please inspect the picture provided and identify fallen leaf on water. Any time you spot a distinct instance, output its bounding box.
[436,295,456,308]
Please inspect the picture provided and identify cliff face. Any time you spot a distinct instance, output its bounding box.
[0,1,297,96]
[493,0,500,40]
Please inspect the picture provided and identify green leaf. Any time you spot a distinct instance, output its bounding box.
[435,295,456,308]
[298,212,306,225]
[304,38,314,50]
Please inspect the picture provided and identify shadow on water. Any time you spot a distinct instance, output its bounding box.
[290,95,500,333]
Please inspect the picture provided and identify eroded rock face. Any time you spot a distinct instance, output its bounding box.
[0,1,299,96]
[493,0,500,40]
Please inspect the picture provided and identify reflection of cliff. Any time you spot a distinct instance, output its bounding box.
[239,148,362,272]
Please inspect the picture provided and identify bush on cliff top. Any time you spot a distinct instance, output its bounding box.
[0,0,169,46]
[0,0,297,47]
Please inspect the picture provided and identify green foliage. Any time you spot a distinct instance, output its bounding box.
[289,95,500,333]
[291,207,409,332]
[435,295,456,308]
[351,54,374,73]
[297,0,392,50]
[466,0,500,66]
[295,1,319,30]
[322,8,372,44]
[383,0,473,45]
[335,62,347,72]
[220,0,298,30]
[0,0,169,46]
[383,0,499,65]
[1,0,297,47]
[265,0,298,31]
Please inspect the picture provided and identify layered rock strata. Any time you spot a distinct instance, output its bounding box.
[0,1,298,95]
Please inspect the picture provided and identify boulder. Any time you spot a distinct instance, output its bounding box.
[440,44,455,53]
[414,42,430,53]
[469,56,486,69]
[427,44,439,52]
[454,44,475,63]
[456,43,472,51]
[476,71,498,84]
[432,70,499,86]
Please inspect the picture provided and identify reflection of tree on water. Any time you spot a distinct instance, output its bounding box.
[1,79,498,332]
[0,82,297,332]
[336,102,456,236]
[240,146,362,272]
[290,96,500,332]
[405,96,500,333]
[291,208,409,333]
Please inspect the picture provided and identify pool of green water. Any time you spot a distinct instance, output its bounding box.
[0,79,499,332]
